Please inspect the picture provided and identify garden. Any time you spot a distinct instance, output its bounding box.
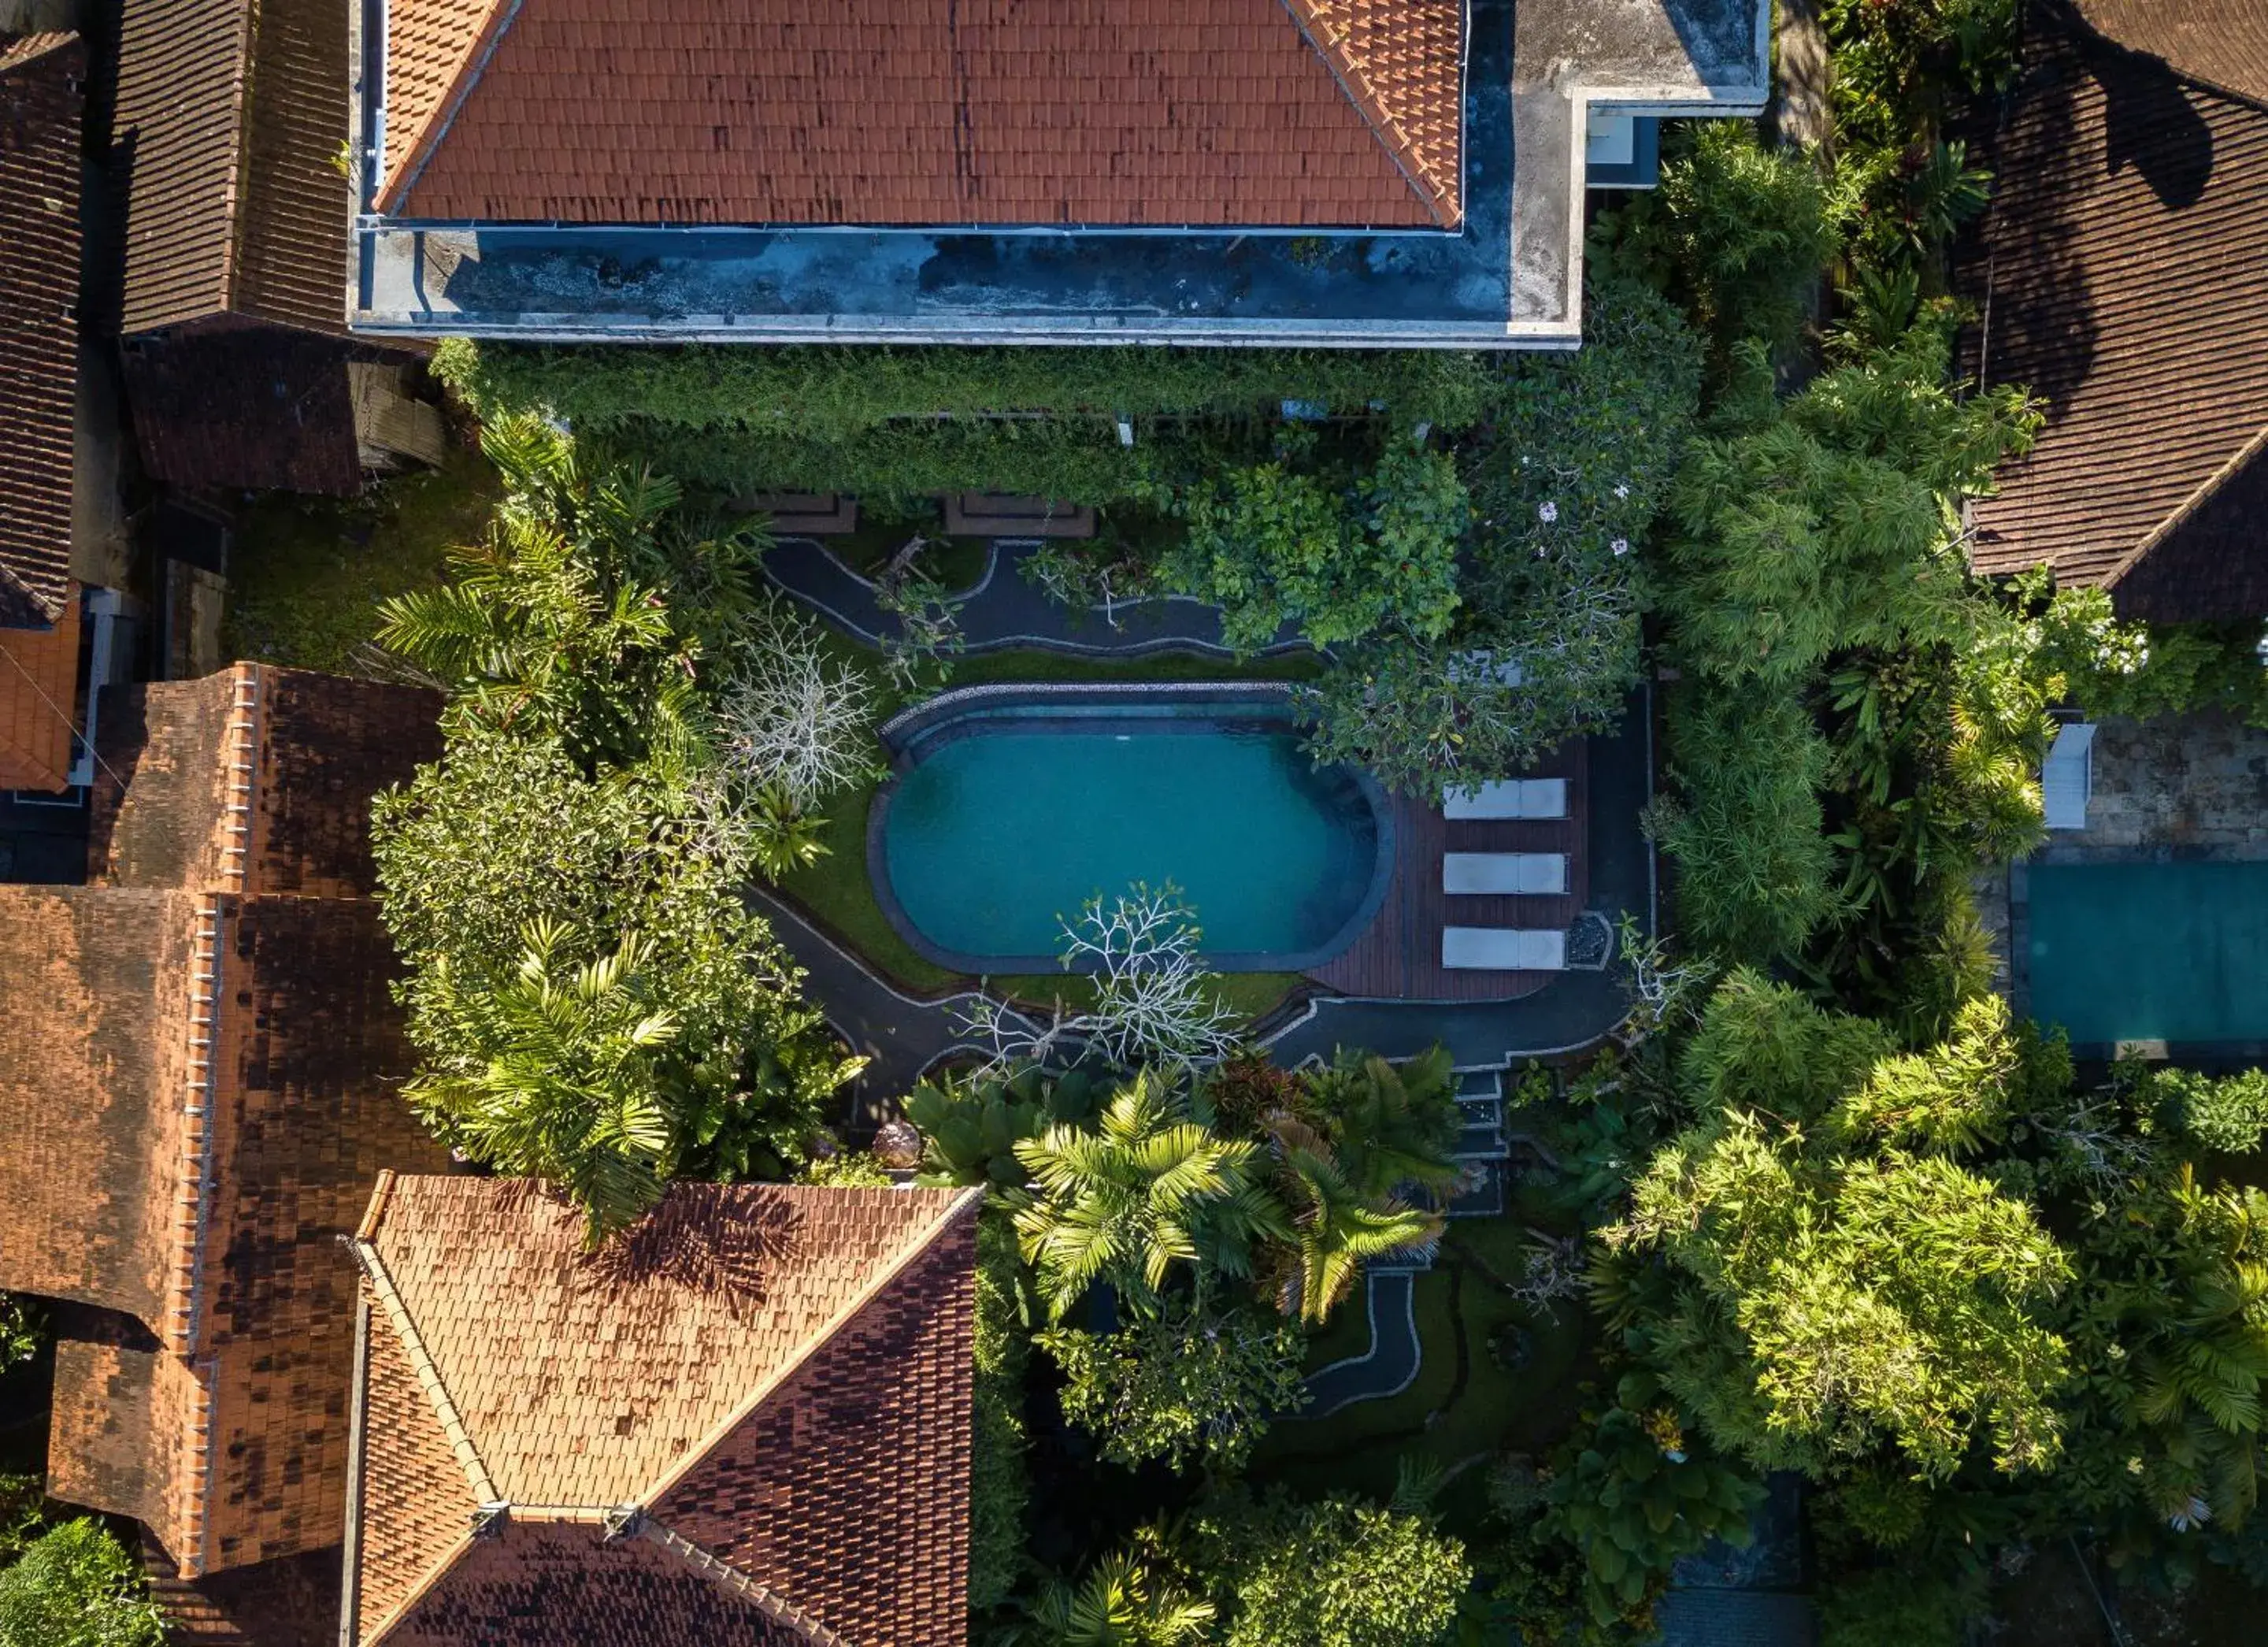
[12,0,2268,1642]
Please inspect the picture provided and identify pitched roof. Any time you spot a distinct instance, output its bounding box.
[373,0,1465,229]
[2073,0,2268,108]
[3,666,452,1578]
[0,31,82,629]
[1966,1,2268,620]
[112,0,350,336]
[0,584,80,790]
[119,328,368,496]
[345,1178,984,1647]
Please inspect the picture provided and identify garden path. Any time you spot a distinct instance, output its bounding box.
[762,535,1307,656]
[1302,1269,1425,1417]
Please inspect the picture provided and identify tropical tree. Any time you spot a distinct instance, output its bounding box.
[376,414,762,765]
[1025,1549,1214,1646]
[1040,1298,1309,1472]
[0,1520,167,1647]
[712,599,883,810]
[1604,972,2074,1481]
[1012,1070,1284,1321]
[1306,1045,1462,1201]
[1185,1488,1472,1647]
[1154,435,1466,654]
[741,783,831,882]
[404,924,679,1241]
[905,1064,1099,1189]
[1266,1117,1441,1325]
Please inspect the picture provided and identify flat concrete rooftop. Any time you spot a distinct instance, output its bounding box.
[349,0,1767,347]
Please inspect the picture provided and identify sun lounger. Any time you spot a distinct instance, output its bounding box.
[1442,853,1569,896]
[1442,778,1569,821]
[1440,926,1568,971]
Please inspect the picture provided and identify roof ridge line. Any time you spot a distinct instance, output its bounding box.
[2099,417,2268,588]
[637,1518,847,1645]
[375,0,524,216]
[358,1526,480,1647]
[1278,0,1462,227]
[347,1232,500,1504]
[633,1185,986,1515]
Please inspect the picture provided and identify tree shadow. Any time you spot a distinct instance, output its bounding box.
[579,1184,805,1316]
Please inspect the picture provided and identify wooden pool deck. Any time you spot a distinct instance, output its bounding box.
[1306,740,1589,1003]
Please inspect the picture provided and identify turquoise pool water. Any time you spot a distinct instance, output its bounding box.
[878,721,1380,968]
[2026,862,2268,1046]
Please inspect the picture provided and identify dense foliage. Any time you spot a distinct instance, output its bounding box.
[1040,1300,1309,1473]
[0,1522,166,1647]
[371,418,859,1238]
[1181,1489,1471,1647]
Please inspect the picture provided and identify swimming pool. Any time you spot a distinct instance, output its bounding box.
[872,696,1388,972]
[2025,861,2268,1050]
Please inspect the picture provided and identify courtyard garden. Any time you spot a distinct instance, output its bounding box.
[8,1,2264,1639]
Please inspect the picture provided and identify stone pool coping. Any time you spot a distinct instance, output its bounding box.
[865,683,1397,976]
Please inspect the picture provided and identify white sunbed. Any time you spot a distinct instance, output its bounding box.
[1440,927,1569,972]
[2042,721,2095,831]
[1442,852,1569,896]
[1442,777,1569,821]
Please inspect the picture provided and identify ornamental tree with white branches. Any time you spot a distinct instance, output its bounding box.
[960,883,1240,1074]
[713,603,883,811]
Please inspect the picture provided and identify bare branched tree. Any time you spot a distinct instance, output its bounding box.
[958,883,1240,1074]
[714,601,884,811]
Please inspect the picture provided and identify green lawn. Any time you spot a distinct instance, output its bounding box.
[1255,1214,1599,1531]
[223,447,500,673]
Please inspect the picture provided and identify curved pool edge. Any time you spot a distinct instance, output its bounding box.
[865,685,1397,977]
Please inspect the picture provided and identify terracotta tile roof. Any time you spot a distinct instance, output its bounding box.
[4,666,453,1582]
[118,330,370,496]
[0,584,81,791]
[346,1178,983,1646]
[0,32,82,629]
[376,0,1463,229]
[1966,2,2268,619]
[113,0,350,336]
[2073,0,2268,109]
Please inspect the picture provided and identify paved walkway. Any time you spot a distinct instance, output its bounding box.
[762,535,1306,657]
[1302,1269,1423,1417]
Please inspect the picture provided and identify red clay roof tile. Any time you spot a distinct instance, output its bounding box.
[376,0,1462,228]
[1967,3,2268,618]
[348,1178,982,1646]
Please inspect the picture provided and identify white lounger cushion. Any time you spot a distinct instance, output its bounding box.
[1441,927,1568,971]
[1442,852,1569,896]
[1442,778,1569,821]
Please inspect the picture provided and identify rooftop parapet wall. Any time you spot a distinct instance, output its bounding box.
[348,0,1768,347]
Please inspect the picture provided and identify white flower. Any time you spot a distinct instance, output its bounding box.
[1537,500,1558,524]
[1614,482,1631,499]
[1611,539,1630,557]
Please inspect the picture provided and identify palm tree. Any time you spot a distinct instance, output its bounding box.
[1267,1116,1443,1324]
[1026,1550,1214,1646]
[1013,1069,1285,1321]
[403,920,679,1243]
[1306,1044,1463,1200]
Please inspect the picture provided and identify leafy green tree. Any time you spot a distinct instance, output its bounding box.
[1648,677,1843,965]
[376,414,762,766]
[2151,1067,2268,1157]
[1026,1549,1214,1646]
[1012,1071,1284,1321]
[1185,1488,1471,1647]
[1156,437,1465,653]
[971,1213,1032,1614]
[372,725,859,1230]
[1040,1299,1308,1472]
[406,924,680,1240]
[741,783,831,882]
[1298,273,1699,799]
[0,1298,38,1373]
[0,1520,166,1647]
[1305,1045,1462,1201]
[1814,1566,1986,1647]
[905,1065,1098,1189]
[1606,971,2073,1480]
[1544,1385,1765,1626]
[1618,123,1847,358]
[1265,1117,1441,1325]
